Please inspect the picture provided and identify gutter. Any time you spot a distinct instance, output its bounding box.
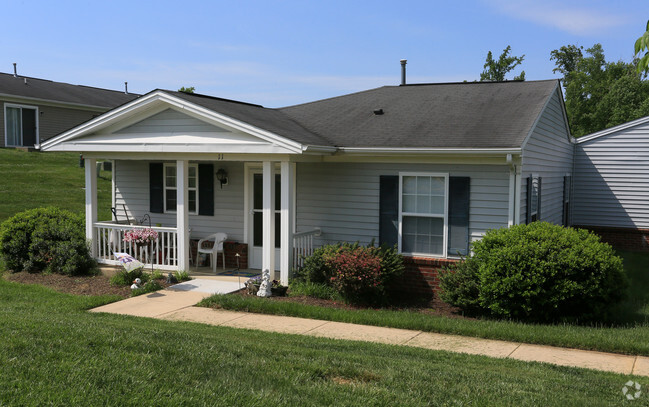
[336,147,522,155]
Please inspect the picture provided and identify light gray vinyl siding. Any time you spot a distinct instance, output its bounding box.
[520,88,573,224]
[113,160,246,241]
[115,108,229,134]
[573,119,649,229]
[1,98,105,147]
[296,162,510,247]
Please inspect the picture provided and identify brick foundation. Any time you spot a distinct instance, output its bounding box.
[192,240,248,269]
[573,225,649,252]
[396,257,459,297]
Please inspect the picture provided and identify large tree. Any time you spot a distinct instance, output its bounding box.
[480,46,525,82]
[551,43,649,137]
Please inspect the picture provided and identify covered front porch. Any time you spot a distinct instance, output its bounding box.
[85,158,321,285]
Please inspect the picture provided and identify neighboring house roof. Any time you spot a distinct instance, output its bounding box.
[280,79,560,149]
[0,72,139,109]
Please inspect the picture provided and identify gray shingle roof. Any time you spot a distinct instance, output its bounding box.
[0,72,139,108]
[279,79,560,149]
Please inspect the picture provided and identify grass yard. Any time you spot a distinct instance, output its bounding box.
[201,251,649,357]
[0,278,645,406]
[0,149,113,223]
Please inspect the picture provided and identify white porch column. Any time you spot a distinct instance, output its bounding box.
[85,158,97,257]
[176,160,190,271]
[262,160,276,277]
[280,161,295,286]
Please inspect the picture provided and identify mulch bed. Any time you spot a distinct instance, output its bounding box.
[4,271,465,319]
[3,271,174,299]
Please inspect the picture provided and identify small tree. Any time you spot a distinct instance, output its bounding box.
[178,86,195,94]
[635,19,649,74]
[480,45,525,82]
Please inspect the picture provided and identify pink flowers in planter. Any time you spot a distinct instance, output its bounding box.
[123,228,158,245]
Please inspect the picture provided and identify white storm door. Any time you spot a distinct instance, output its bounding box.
[249,171,281,269]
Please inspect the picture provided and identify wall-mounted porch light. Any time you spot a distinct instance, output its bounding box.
[216,168,228,188]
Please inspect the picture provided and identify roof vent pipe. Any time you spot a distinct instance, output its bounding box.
[400,59,407,85]
[124,81,128,94]
[13,63,17,78]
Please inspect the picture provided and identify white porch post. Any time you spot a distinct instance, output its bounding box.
[85,158,97,257]
[280,161,295,286]
[176,160,190,271]
[262,161,276,277]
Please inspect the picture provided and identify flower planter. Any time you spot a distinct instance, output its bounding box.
[271,286,288,297]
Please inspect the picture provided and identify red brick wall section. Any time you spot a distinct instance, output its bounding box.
[397,257,459,296]
[573,226,649,252]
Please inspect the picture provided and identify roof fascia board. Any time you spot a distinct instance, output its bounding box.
[43,91,306,154]
[157,93,304,153]
[80,152,295,162]
[41,91,165,150]
[337,147,521,155]
[577,115,649,143]
[0,92,114,111]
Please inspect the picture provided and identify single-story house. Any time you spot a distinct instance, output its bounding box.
[1,68,138,149]
[41,79,573,292]
[573,115,649,251]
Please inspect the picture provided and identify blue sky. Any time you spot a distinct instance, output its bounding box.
[2,0,648,107]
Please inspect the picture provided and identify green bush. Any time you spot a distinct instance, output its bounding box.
[439,222,627,322]
[0,207,95,275]
[289,281,342,301]
[298,242,404,306]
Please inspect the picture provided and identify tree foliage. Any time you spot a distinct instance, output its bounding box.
[551,43,649,137]
[480,45,525,82]
[635,19,649,74]
[178,86,195,93]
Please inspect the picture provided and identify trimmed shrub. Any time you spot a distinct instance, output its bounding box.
[0,207,96,275]
[439,222,627,322]
[298,242,404,306]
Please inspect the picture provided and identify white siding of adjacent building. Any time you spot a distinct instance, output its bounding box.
[296,162,510,247]
[573,118,649,229]
[520,87,574,225]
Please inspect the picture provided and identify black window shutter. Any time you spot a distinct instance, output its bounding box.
[537,177,542,221]
[448,177,470,256]
[379,175,399,247]
[198,164,214,216]
[149,163,164,213]
[526,176,532,224]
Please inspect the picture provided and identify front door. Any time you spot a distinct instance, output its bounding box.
[249,171,281,269]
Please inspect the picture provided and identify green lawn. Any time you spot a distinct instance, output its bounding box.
[0,278,644,406]
[0,149,112,223]
[201,251,649,357]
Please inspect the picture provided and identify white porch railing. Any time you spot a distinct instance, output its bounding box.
[94,222,179,270]
[292,227,321,269]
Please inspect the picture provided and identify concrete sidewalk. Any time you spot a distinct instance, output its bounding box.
[91,287,649,378]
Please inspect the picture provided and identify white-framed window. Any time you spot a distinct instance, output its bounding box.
[527,175,541,223]
[4,103,39,147]
[399,173,449,257]
[164,163,198,214]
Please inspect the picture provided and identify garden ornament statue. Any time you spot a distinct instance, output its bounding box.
[166,273,178,284]
[257,269,272,297]
[130,278,142,290]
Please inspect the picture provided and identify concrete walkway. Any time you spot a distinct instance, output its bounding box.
[90,286,649,378]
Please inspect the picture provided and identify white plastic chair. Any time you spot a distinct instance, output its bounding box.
[196,233,227,274]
